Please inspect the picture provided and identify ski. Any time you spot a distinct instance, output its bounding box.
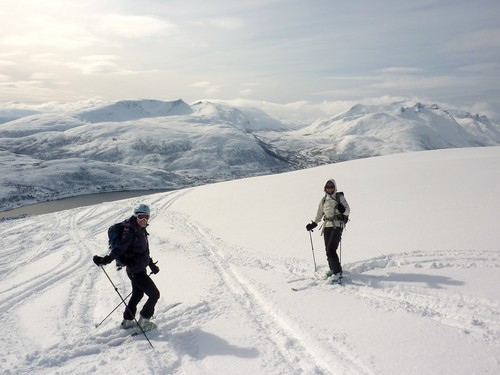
[131,324,157,337]
[163,301,183,312]
[291,280,319,291]
[330,275,344,285]
[130,302,182,336]
[291,275,347,291]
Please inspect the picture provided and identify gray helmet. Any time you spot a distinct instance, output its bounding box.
[134,203,150,215]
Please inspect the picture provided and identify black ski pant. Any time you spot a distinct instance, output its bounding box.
[323,226,343,275]
[124,271,160,320]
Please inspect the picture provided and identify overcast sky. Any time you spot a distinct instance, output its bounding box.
[1,0,499,120]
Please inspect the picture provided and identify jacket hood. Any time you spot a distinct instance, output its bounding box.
[324,178,337,193]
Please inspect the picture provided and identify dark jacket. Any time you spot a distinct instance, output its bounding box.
[110,216,150,274]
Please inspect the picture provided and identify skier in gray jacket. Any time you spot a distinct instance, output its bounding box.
[306,178,350,280]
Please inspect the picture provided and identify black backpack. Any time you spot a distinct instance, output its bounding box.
[108,221,136,269]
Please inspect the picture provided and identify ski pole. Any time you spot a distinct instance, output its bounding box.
[99,266,154,349]
[309,231,317,272]
[339,239,343,284]
[95,271,153,328]
[95,292,132,328]
[339,239,342,267]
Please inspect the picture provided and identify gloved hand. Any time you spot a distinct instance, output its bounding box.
[93,255,112,266]
[149,258,160,274]
[337,203,346,213]
[306,222,318,232]
[342,215,349,224]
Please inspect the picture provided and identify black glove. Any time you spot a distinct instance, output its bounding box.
[337,203,346,213]
[93,255,112,266]
[306,222,318,232]
[149,258,160,274]
[342,215,349,224]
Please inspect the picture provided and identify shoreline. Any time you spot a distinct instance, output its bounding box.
[0,189,172,219]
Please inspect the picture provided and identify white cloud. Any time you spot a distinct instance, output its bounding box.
[376,67,425,74]
[190,81,212,88]
[370,75,463,90]
[195,17,244,30]
[457,63,500,73]
[1,18,98,50]
[66,55,137,75]
[239,89,253,96]
[30,72,56,80]
[190,81,221,96]
[33,53,62,65]
[446,28,500,54]
[80,55,120,62]
[0,60,16,67]
[96,15,176,38]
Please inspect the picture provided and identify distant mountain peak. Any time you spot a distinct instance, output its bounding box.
[76,98,192,123]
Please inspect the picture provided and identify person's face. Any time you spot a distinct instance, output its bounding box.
[136,213,149,227]
[325,184,335,193]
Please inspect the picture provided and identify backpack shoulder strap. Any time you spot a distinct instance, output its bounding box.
[335,191,344,203]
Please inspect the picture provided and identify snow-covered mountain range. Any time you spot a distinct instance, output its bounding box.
[1,99,499,211]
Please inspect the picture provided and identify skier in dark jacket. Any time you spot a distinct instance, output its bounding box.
[306,179,350,281]
[93,203,160,330]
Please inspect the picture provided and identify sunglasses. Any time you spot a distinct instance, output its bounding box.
[136,214,150,220]
[325,185,335,189]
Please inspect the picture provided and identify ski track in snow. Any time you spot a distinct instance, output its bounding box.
[290,250,500,346]
[1,188,499,374]
[174,213,375,375]
[342,251,500,346]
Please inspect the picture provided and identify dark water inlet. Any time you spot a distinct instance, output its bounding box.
[0,190,171,219]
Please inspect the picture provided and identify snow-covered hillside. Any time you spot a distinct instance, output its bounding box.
[258,102,500,164]
[1,147,499,374]
[1,99,499,211]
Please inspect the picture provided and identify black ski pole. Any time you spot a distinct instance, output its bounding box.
[339,239,343,284]
[95,271,153,328]
[99,266,154,349]
[340,239,342,267]
[309,231,317,272]
[95,291,132,328]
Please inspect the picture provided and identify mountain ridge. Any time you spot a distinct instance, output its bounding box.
[1,98,499,211]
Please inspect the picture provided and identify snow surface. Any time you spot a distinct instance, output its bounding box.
[1,146,499,374]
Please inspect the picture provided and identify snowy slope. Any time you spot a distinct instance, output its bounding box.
[1,146,499,375]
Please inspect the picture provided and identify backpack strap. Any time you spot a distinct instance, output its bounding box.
[336,192,348,227]
[323,191,343,204]
[335,191,344,203]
